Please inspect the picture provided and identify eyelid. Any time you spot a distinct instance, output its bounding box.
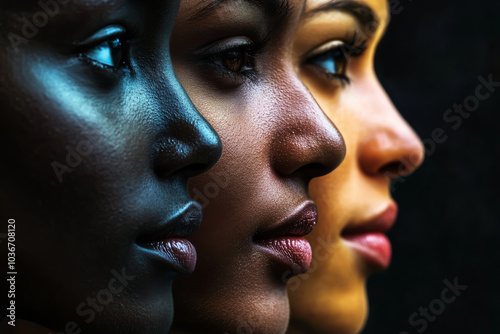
[74,24,127,47]
[196,36,254,59]
[302,40,345,62]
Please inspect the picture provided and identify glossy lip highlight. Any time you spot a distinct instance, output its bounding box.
[137,202,202,274]
[254,201,318,275]
[342,203,398,270]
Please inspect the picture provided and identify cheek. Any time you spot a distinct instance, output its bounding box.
[309,174,345,238]
[0,70,147,223]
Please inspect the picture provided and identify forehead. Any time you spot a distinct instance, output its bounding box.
[0,0,179,41]
[0,0,117,10]
[178,0,305,20]
[305,0,388,22]
[0,0,177,15]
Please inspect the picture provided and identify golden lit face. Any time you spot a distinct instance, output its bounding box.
[288,0,425,333]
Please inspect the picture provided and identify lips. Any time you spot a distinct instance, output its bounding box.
[254,201,318,275]
[137,202,202,274]
[342,203,398,270]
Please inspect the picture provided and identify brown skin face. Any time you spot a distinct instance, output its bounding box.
[170,0,346,333]
[288,0,425,333]
[0,1,222,333]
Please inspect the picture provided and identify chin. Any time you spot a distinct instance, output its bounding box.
[219,299,290,334]
[173,284,290,333]
[289,280,369,334]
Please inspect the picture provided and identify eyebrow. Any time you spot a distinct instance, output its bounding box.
[188,0,292,22]
[303,0,380,30]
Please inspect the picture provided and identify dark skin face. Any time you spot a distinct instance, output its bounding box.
[170,0,346,333]
[0,1,221,333]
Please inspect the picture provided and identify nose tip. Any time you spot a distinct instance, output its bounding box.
[357,78,425,180]
[153,89,222,179]
[189,117,223,175]
[270,81,346,183]
[274,124,346,181]
[358,125,424,178]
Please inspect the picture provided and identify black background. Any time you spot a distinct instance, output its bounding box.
[364,0,499,333]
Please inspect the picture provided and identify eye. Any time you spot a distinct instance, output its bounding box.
[303,35,368,87]
[78,25,128,70]
[195,36,268,88]
[218,49,248,73]
[209,46,252,75]
[83,38,123,68]
[304,40,349,83]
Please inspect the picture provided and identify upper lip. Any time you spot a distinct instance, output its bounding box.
[342,202,398,237]
[137,202,202,245]
[254,201,318,241]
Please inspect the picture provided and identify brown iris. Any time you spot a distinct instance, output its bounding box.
[221,49,247,73]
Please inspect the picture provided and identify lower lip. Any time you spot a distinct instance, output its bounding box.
[344,232,392,269]
[147,238,197,274]
[257,237,312,274]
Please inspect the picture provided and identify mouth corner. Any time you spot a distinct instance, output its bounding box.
[137,201,203,245]
[254,200,318,242]
[341,202,398,270]
[253,200,319,276]
[135,201,202,274]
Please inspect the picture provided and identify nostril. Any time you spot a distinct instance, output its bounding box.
[359,129,424,178]
[378,157,422,178]
[270,129,345,182]
[378,161,409,177]
[180,163,212,178]
[152,138,192,178]
[293,163,330,182]
[152,140,220,180]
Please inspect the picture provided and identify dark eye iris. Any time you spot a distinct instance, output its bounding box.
[84,37,123,67]
[221,49,247,73]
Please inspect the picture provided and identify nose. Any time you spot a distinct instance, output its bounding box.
[152,80,222,179]
[357,82,424,179]
[270,76,346,184]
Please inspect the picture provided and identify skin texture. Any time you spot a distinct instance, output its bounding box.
[169,0,346,333]
[0,1,221,333]
[287,0,425,333]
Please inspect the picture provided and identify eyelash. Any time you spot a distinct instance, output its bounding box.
[303,33,368,87]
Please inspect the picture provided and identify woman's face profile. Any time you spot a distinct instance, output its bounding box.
[170,0,346,332]
[0,1,221,333]
[288,0,424,333]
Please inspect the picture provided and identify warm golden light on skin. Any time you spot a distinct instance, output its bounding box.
[288,0,424,333]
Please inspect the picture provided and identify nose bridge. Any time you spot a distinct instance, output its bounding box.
[269,74,346,179]
[357,80,424,178]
